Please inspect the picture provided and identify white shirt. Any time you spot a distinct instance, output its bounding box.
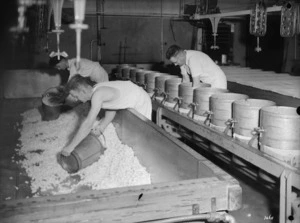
[68,58,109,83]
[180,50,227,89]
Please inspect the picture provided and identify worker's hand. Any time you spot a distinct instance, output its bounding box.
[61,146,74,156]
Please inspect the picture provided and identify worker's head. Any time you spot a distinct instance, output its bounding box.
[65,75,95,103]
[166,45,186,67]
[49,56,69,70]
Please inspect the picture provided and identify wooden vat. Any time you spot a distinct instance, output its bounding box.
[165,78,182,103]
[233,99,276,144]
[145,72,161,93]
[121,65,131,80]
[260,106,300,150]
[0,109,242,223]
[210,93,249,128]
[136,69,148,86]
[129,67,140,83]
[155,75,173,95]
[178,83,194,109]
[193,87,228,116]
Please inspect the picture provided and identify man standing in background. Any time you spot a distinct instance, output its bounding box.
[166,45,227,89]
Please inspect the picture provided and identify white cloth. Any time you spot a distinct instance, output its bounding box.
[92,81,152,119]
[180,50,227,89]
[68,58,109,83]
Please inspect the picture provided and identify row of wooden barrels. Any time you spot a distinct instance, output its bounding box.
[116,64,300,175]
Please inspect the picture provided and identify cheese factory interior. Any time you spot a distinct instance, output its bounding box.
[0,0,300,222]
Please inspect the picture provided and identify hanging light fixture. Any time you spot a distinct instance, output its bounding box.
[280,1,298,37]
[49,0,68,60]
[69,0,89,69]
[249,0,267,52]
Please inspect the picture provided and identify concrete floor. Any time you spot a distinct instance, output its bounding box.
[0,98,281,222]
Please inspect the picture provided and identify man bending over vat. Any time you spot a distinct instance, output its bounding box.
[166,45,227,89]
[49,56,109,83]
[60,74,152,156]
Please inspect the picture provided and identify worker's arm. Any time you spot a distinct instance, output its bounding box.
[98,110,116,133]
[192,75,201,87]
[181,73,190,83]
[61,92,104,156]
[180,65,190,83]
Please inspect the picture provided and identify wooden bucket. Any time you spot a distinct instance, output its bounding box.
[58,133,106,173]
[260,106,300,150]
[121,65,131,80]
[233,99,276,138]
[130,68,139,83]
[116,64,128,78]
[210,93,249,128]
[136,70,148,86]
[193,87,227,116]
[155,75,173,95]
[145,72,161,93]
[165,78,182,103]
[178,83,199,109]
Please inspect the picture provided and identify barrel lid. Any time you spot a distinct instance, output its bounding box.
[194,87,228,93]
[165,77,182,84]
[233,98,276,108]
[261,106,299,116]
[156,75,173,80]
[210,92,249,100]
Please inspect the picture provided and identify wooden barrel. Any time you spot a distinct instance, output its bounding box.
[155,75,173,95]
[210,93,249,127]
[145,72,161,93]
[130,68,142,83]
[121,64,131,80]
[233,99,276,138]
[178,83,198,109]
[193,87,228,116]
[165,78,182,103]
[260,106,300,150]
[58,133,106,173]
[128,67,137,82]
[136,69,149,85]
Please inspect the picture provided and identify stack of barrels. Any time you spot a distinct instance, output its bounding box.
[115,64,300,186]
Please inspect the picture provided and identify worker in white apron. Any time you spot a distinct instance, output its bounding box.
[166,45,227,89]
[60,75,152,156]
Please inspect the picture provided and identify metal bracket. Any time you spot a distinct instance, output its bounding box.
[203,111,213,126]
[224,119,237,136]
[151,88,159,101]
[173,97,182,112]
[161,92,168,105]
[187,102,197,119]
